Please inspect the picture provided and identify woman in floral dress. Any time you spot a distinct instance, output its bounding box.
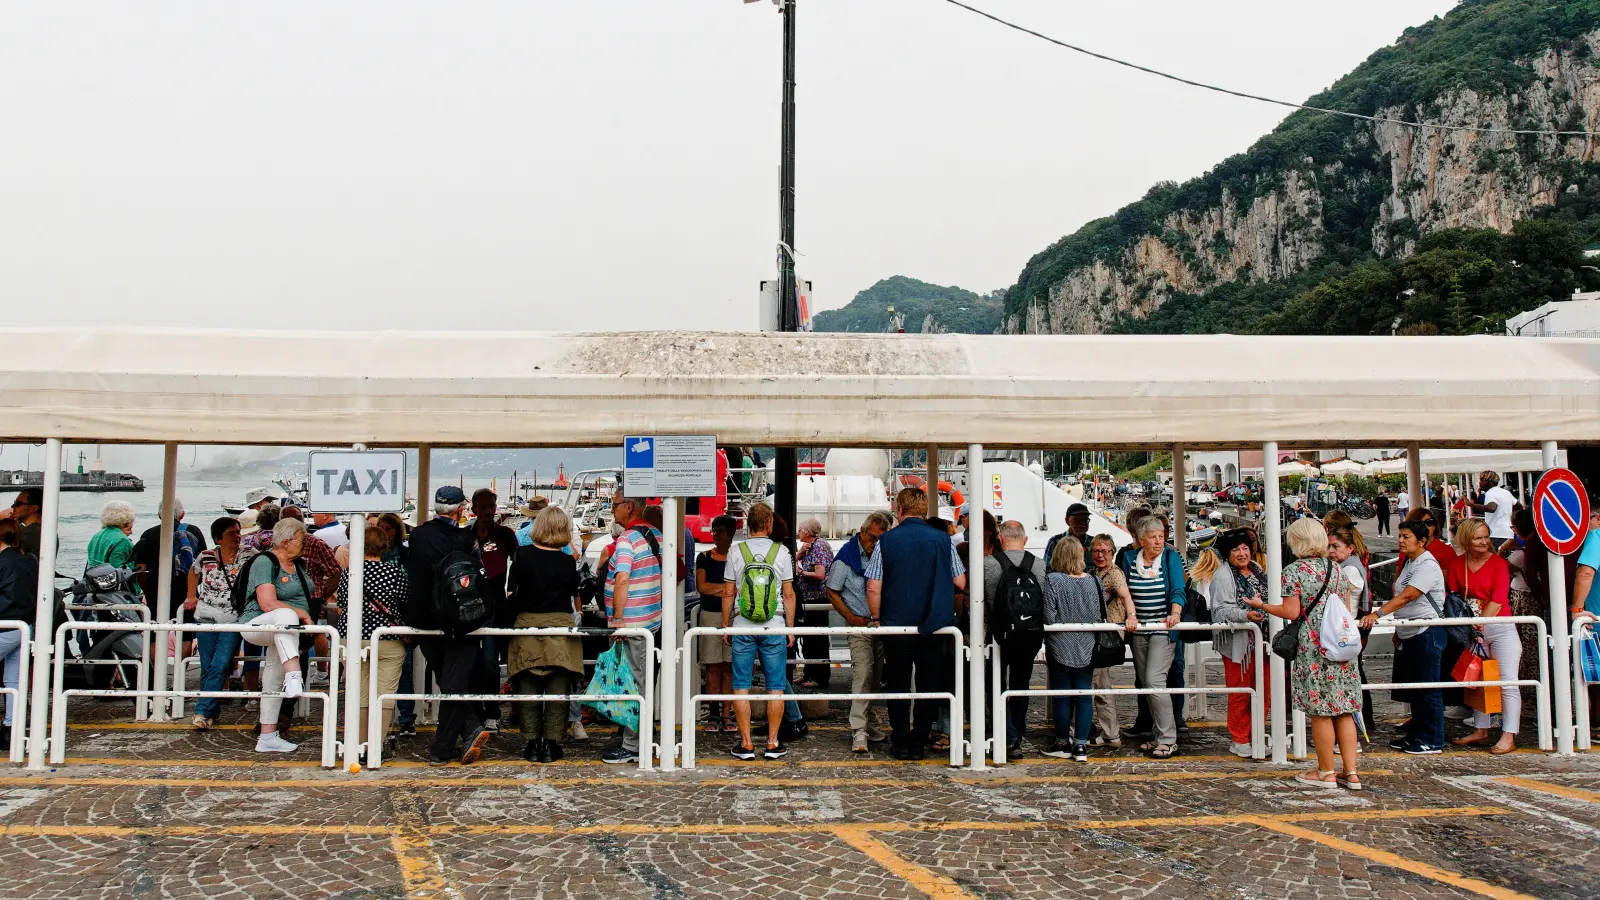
[1242,518,1363,790]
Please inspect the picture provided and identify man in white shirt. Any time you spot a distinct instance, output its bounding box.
[1468,472,1518,542]
[721,502,796,760]
[310,512,349,549]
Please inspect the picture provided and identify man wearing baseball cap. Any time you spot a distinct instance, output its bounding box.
[1044,503,1094,566]
[405,485,493,765]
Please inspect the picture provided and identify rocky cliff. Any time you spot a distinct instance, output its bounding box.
[1005,1,1600,334]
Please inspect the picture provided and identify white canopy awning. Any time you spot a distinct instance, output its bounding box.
[1363,449,1567,476]
[1317,459,1367,475]
[1276,461,1320,476]
[3,329,1600,449]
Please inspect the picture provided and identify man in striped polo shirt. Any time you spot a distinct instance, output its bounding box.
[603,494,663,765]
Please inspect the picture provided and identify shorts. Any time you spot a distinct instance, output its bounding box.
[697,609,731,665]
[730,633,789,693]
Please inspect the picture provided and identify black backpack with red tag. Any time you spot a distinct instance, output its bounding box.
[433,550,494,637]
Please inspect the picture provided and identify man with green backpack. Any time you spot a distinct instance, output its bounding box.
[720,502,797,761]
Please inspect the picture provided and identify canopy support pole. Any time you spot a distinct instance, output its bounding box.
[342,444,368,772]
[659,497,681,771]
[1263,442,1286,764]
[1405,442,1423,517]
[926,447,939,517]
[415,447,431,529]
[1544,440,1574,755]
[26,439,62,770]
[151,443,178,722]
[967,443,985,770]
[1172,444,1186,553]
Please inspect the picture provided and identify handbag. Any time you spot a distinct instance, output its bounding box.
[1579,627,1600,684]
[1450,639,1485,683]
[1178,578,1211,645]
[1089,575,1126,668]
[580,641,641,732]
[1271,561,1332,661]
[1465,657,1502,715]
[1439,560,1478,646]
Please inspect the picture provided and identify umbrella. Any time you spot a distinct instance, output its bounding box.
[1276,460,1320,476]
[1318,459,1367,476]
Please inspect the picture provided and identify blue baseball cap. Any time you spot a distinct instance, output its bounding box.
[434,485,466,505]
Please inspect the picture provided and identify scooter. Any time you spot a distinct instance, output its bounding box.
[56,565,148,690]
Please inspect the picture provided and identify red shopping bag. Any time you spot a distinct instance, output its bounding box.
[1450,644,1484,683]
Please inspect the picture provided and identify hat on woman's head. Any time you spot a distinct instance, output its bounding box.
[238,509,261,536]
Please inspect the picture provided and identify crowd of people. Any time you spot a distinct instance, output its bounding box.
[3,461,1600,769]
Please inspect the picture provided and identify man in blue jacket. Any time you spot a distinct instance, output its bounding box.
[866,488,968,760]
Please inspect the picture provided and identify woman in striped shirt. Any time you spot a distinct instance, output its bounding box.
[1116,516,1187,758]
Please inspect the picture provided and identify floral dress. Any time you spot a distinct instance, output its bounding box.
[1283,558,1362,717]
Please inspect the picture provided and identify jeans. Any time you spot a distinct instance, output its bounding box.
[473,635,502,722]
[1047,661,1093,743]
[731,633,790,692]
[882,634,946,750]
[1396,626,1446,747]
[396,648,416,727]
[0,628,23,727]
[997,632,1044,744]
[193,629,242,719]
[421,636,485,759]
[798,606,831,686]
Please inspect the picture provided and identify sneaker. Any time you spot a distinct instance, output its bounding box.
[1387,736,1411,751]
[427,754,452,766]
[763,743,788,760]
[281,672,304,700]
[1230,742,1254,758]
[1444,705,1473,721]
[255,732,299,754]
[602,746,640,765]
[397,723,417,738]
[1072,743,1088,762]
[866,724,889,743]
[1088,734,1121,749]
[1040,741,1074,759]
[460,727,492,765]
[730,745,758,761]
[1400,739,1443,755]
[483,718,501,734]
[568,721,588,741]
[852,730,869,753]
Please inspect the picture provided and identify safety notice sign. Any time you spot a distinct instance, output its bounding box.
[622,435,718,498]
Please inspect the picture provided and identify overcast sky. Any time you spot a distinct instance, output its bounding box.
[0,0,1459,337]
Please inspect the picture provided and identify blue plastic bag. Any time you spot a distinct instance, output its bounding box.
[1580,628,1600,685]
[581,642,641,732]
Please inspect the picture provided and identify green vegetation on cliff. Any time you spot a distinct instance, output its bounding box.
[811,276,1004,334]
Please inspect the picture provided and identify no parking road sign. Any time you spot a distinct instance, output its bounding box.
[1533,467,1590,556]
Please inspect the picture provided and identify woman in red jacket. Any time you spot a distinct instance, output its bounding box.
[1445,517,1518,754]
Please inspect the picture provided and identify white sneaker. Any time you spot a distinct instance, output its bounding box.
[852,729,869,753]
[568,721,588,741]
[1444,705,1473,721]
[1229,742,1254,758]
[255,732,299,753]
[281,672,304,700]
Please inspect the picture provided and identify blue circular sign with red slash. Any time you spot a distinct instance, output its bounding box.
[1534,467,1590,557]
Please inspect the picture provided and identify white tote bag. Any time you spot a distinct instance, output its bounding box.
[1318,592,1362,662]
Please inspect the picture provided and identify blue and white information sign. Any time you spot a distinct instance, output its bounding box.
[622,435,717,497]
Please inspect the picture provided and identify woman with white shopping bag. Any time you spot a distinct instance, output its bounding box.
[1242,519,1363,790]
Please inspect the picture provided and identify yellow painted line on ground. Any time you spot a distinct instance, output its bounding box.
[389,791,463,900]
[1248,816,1538,900]
[831,825,978,900]
[1496,775,1600,803]
[64,757,327,768]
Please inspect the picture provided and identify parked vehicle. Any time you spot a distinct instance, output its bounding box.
[56,565,147,690]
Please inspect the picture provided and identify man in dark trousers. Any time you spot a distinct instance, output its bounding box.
[1375,489,1392,536]
[866,487,968,760]
[407,486,492,766]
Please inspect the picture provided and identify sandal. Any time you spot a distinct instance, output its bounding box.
[1139,741,1158,753]
[723,718,740,734]
[1295,769,1339,788]
[191,715,212,730]
[1489,739,1517,756]
[1149,744,1177,759]
[929,732,951,751]
[1338,772,1363,791]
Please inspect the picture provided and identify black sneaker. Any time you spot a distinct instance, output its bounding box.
[730,745,758,761]
[398,723,418,738]
[1072,743,1088,762]
[1387,736,1411,751]
[602,746,640,764]
[1401,739,1443,755]
[889,743,914,761]
[762,743,788,760]
[1040,741,1074,759]
[426,754,452,767]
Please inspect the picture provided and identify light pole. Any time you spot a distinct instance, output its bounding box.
[750,0,800,548]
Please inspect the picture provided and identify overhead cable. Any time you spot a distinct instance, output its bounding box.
[940,0,1600,138]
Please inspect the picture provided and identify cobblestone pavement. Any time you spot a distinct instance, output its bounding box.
[8,687,1600,899]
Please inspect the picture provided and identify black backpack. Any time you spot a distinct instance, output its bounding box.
[230,552,309,617]
[993,552,1046,640]
[432,550,493,637]
[1178,578,1212,643]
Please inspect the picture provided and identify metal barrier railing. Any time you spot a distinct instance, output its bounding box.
[680,624,967,769]
[174,643,337,721]
[1347,614,1552,753]
[991,622,1265,764]
[61,603,151,721]
[49,622,342,767]
[366,626,656,771]
[1574,618,1595,752]
[0,620,32,763]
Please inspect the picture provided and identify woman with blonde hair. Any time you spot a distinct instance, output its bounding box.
[1446,516,1518,754]
[1243,518,1362,789]
[1041,536,1109,761]
[506,505,585,764]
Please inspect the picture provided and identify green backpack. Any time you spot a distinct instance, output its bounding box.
[735,541,784,624]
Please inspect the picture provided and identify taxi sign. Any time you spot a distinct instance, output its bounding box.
[307,450,409,514]
[1533,467,1590,557]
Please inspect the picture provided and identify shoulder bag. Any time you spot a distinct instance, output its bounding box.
[1088,574,1126,668]
[1271,560,1332,661]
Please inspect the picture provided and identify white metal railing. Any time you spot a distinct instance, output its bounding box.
[1574,618,1595,751]
[1346,614,1552,754]
[680,624,967,768]
[366,625,656,771]
[50,622,342,767]
[991,622,1265,764]
[61,603,152,721]
[0,620,31,762]
[174,644,335,721]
